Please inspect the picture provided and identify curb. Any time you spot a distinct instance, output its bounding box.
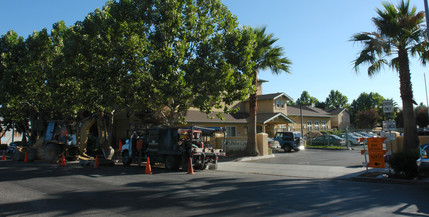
[234,154,276,162]
[349,176,429,185]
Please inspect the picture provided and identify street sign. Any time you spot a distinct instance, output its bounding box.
[382,100,394,113]
[382,120,396,131]
[361,137,388,168]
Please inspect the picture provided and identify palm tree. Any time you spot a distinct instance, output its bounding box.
[351,0,426,151]
[246,27,292,156]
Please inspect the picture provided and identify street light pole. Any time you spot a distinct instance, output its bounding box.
[424,0,429,39]
[424,0,429,126]
[425,72,429,125]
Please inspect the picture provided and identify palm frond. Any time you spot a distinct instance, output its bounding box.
[251,26,292,75]
[367,59,387,76]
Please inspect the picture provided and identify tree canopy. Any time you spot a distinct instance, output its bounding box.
[295,91,319,106]
[325,90,348,109]
[0,0,256,130]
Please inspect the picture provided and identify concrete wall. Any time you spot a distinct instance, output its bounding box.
[222,133,269,156]
[257,133,268,156]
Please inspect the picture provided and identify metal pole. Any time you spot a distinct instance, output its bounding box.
[300,105,304,138]
[425,72,429,124]
[424,0,429,39]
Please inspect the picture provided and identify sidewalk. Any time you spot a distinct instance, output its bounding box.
[217,155,429,184]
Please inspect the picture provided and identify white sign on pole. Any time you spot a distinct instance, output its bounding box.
[383,100,394,113]
[383,120,396,131]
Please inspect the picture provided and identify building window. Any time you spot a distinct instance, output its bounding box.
[226,126,236,137]
[321,121,326,131]
[307,121,312,132]
[244,126,248,135]
[276,100,280,108]
[281,100,285,108]
[314,121,319,131]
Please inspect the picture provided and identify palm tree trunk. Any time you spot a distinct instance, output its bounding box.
[398,48,419,151]
[246,70,260,156]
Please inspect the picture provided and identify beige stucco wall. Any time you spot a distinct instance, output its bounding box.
[258,100,275,113]
[288,116,331,135]
[331,111,350,131]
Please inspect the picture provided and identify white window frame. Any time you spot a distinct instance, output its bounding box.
[226,126,237,137]
[307,121,312,132]
[276,100,280,108]
[321,121,326,131]
[281,100,285,108]
[314,121,320,131]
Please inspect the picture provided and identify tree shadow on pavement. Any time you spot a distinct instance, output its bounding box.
[1,160,429,216]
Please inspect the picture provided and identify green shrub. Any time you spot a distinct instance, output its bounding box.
[387,151,419,179]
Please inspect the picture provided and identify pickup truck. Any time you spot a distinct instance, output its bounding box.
[273,131,301,152]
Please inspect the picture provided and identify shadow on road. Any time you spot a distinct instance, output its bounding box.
[1,160,429,216]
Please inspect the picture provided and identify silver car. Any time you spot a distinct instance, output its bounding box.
[268,138,281,150]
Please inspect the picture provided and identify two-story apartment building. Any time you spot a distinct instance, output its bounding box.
[184,80,349,141]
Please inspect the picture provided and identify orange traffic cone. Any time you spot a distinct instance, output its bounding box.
[24,152,29,162]
[1,150,6,160]
[60,153,66,166]
[145,157,152,174]
[94,156,99,169]
[187,157,194,174]
[119,140,123,152]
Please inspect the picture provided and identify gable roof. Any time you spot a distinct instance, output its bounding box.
[185,110,295,124]
[257,113,296,124]
[287,105,333,118]
[185,110,247,124]
[245,92,293,101]
[325,108,348,115]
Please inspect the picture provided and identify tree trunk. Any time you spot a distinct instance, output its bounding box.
[246,70,260,156]
[97,110,114,160]
[108,110,115,155]
[398,48,419,151]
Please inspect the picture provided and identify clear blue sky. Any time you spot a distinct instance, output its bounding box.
[1,0,428,108]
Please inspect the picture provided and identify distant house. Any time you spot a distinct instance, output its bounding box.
[325,108,351,131]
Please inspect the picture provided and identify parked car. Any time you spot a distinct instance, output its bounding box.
[417,143,429,176]
[268,138,281,150]
[337,133,362,146]
[358,132,375,138]
[351,132,364,138]
[310,134,345,146]
[273,132,300,152]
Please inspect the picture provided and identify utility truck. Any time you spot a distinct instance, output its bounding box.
[121,126,225,170]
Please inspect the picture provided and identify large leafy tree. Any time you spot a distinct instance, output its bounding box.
[325,90,348,109]
[415,103,429,128]
[0,31,28,133]
[350,92,385,113]
[295,91,319,106]
[355,108,380,129]
[246,27,292,156]
[0,27,67,143]
[350,92,386,127]
[351,0,426,150]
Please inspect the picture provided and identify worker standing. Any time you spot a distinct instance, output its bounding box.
[136,138,144,167]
